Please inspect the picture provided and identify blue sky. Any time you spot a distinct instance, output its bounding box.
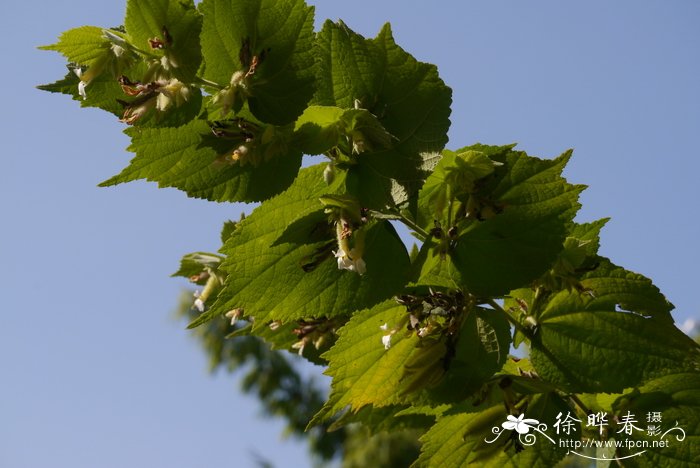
[2,1,699,467]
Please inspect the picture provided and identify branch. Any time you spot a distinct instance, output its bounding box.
[485,298,534,341]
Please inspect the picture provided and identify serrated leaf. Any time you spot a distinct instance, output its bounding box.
[199,0,315,124]
[612,372,700,467]
[125,0,202,81]
[39,59,201,125]
[214,216,409,325]
[172,252,224,282]
[418,149,502,226]
[569,218,609,257]
[40,26,112,66]
[416,393,573,467]
[415,404,506,467]
[312,301,420,425]
[327,404,434,435]
[316,303,512,426]
[580,258,674,322]
[227,318,335,366]
[191,165,410,329]
[531,265,699,392]
[315,21,452,209]
[39,67,128,116]
[100,118,302,202]
[416,143,515,226]
[426,307,512,403]
[416,148,582,297]
[293,105,392,156]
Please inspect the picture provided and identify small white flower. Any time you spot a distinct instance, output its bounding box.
[230,70,246,87]
[418,327,429,338]
[381,334,392,350]
[156,92,171,111]
[292,339,307,356]
[192,290,204,312]
[225,308,242,326]
[160,54,178,70]
[102,29,129,49]
[73,68,88,100]
[111,44,125,58]
[78,80,88,100]
[333,248,366,275]
[323,163,335,185]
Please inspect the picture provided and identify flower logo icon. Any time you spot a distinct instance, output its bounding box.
[502,414,540,434]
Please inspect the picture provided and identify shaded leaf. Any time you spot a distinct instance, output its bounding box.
[100,118,302,202]
[531,269,699,392]
[315,21,452,209]
[125,0,203,80]
[199,0,315,124]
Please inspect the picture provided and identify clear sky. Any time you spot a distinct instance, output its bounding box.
[2,1,699,467]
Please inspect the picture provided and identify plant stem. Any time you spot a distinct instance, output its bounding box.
[396,212,430,241]
[569,393,592,416]
[486,298,533,340]
[193,76,224,90]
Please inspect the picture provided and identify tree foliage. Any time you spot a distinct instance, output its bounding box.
[42,1,700,466]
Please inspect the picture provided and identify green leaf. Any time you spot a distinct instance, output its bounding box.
[453,150,581,297]
[315,302,512,425]
[199,0,315,124]
[531,268,699,392]
[172,252,224,283]
[39,60,202,126]
[416,148,582,297]
[327,404,434,435]
[612,372,700,467]
[415,404,506,467]
[418,149,503,227]
[40,26,112,66]
[190,165,410,329]
[227,318,336,366]
[426,307,512,403]
[416,393,574,467]
[125,0,203,81]
[39,68,128,116]
[314,21,452,209]
[312,300,419,424]
[578,258,674,322]
[293,105,393,156]
[100,118,302,202]
[568,218,609,257]
[214,216,409,325]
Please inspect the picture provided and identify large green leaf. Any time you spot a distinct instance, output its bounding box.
[293,105,393,156]
[312,301,420,424]
[612,372,700,467]
[190,165,410,328]
[417,148,582,297]
[39,26,112,67]
[100,118,302,202]
[531,268,699,393]
[416,393,573,467]
[199,0,315,124]
[125,0,203,81]
[426,307,512,403]
[417,148,503,228]
[315,302,512,426]
[314,21,452,209]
